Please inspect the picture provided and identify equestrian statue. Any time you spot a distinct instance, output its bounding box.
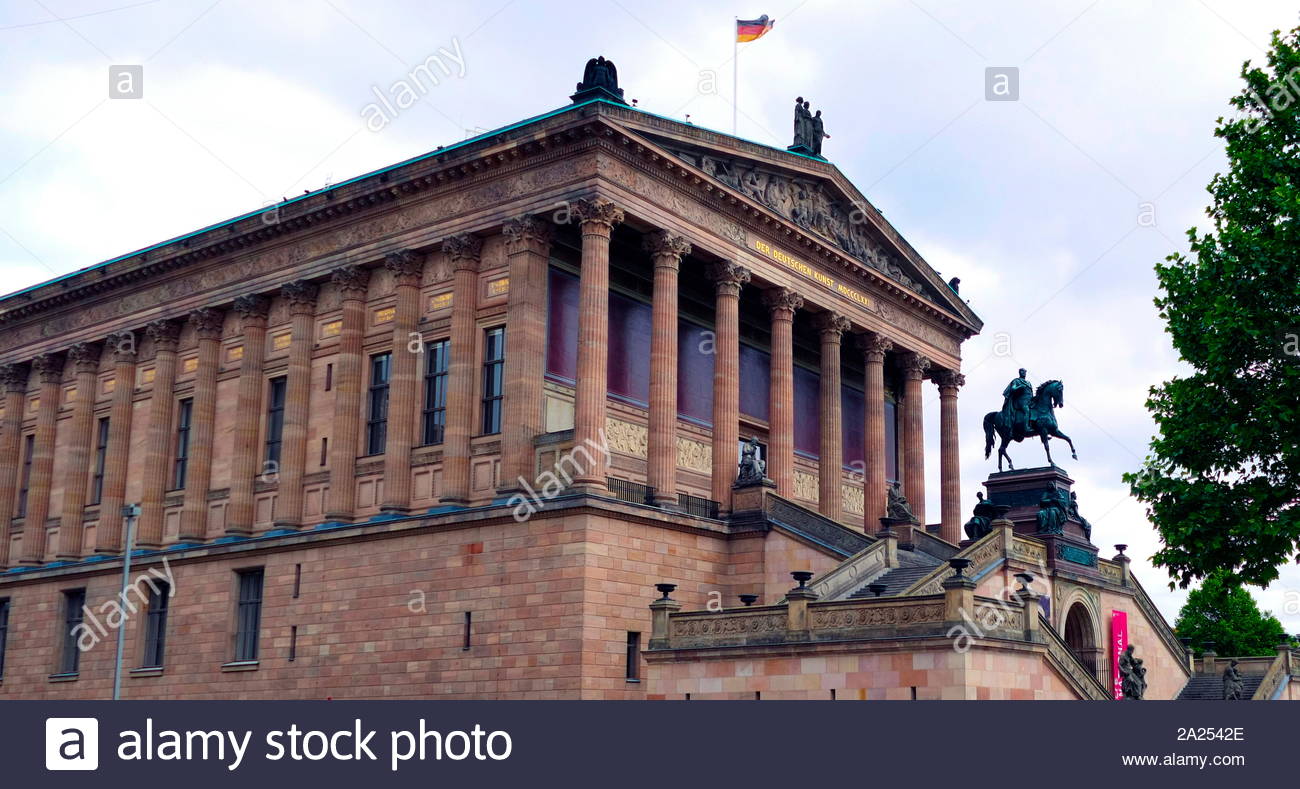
[983,368,1078,471]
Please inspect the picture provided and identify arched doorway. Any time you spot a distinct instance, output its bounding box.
[1064,602,1102,678]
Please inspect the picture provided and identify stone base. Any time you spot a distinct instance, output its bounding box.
[982,466,1092,544]
[878,516,919,550]
[731,478,776,513]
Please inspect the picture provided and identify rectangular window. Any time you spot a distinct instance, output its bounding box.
[264,377,287,465]
[463,611,472,650]
[173,399,193,490]
[234,569,264,662]
[60,589,85,675]
[141,581,170,668]
[91,418,109,505]
[366,353,391,455]
[421,339,450,445]
[480,327,505,435]
[626,631,641,681]
[0,598,9,680]
[16,434,34,518]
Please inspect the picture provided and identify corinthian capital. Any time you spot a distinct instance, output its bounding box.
[900,351,931,378]
[32,353,65,384]
[816,312,852,341]
[503,215,553,255]
[280,280,320,315]
[106,331,138,363]
[145,318,182,351]
[384,249,426,286]
[571,198,624,233]
[232,294,271,325]
[857,332,893,362]
[67,342,102,374]
[442,234,483,272]
[933,369,966,391]
[331,264,371,301]
[763,287,804,317]
[189,307,225,340]
[0,363,29,393]
[642,229,692,264]
[709,262,751,296]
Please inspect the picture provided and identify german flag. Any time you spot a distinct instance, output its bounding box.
[736,15,774,43]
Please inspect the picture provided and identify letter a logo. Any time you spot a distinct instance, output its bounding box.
[45,718,99,771]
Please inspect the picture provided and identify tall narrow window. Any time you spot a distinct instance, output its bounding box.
[463,611,472,650]
[60,589,85,675]
[626,631,641,681]
[0,598,9,681]
[16,434,35,518]
[141,581,170,668]
[91,418,109,504]
[480,327,505,435]
[234,569,264,662]
[173,399,193,490]
[264,377,287,465]
[366,353,391,455]
[421,338,450,445]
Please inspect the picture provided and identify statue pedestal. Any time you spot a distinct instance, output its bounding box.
[982,466,1100,576]
[731,477,776,514]
[878,516,919,551]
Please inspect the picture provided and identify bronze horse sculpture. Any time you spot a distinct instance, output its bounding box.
[983,379,1077,471]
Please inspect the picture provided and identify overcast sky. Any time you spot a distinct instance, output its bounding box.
[2,0,1297,633]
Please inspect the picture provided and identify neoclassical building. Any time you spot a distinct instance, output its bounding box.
[0,61,1293,701]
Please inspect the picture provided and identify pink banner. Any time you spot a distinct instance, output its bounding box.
[1111,610,1129,700]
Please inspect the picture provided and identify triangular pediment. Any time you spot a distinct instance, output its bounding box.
[608,114,978,330]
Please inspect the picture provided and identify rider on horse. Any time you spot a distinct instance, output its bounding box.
[1000,369,1034,440]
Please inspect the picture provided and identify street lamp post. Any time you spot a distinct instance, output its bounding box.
[112,503,140,701]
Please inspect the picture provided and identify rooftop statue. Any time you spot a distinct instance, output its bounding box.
[788,98,829,157]
[982,370,1078,471]
[571,56,627,105]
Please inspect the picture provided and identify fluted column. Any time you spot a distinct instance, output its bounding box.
[816,313,850,520]
[935,370,965,544]
[645,230,692,506]
[325,265,371,521]
[381,251,425,513]
[498,216,553,493]
[226,295,270,535]
[439,235,483,505]
[19,354,64,563]
[0,364,30,568]
[275,281,318,530]
[137,320,181,548]
[764,288,803,498]
[859,332,892,529]
[709,263,750,511]
[181,308,223,542]
[56,344,100,559]
[95,331,138,553]
[570,198,625,493]
[901,351,930,526]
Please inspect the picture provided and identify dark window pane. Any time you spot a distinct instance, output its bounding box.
[61,589,86,674]
[234,569,264,661]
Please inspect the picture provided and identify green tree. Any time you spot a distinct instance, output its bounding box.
[1126,23,1300,588]
[1173,571,1288,657]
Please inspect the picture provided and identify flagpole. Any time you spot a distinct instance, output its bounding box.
[733,17,738,135]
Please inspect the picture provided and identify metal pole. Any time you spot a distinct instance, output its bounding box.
[112,503,140,701]
[733,19,738,135]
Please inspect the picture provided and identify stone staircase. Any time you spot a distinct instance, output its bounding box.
[1176,674,1264,700]
[848,561,942,598]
